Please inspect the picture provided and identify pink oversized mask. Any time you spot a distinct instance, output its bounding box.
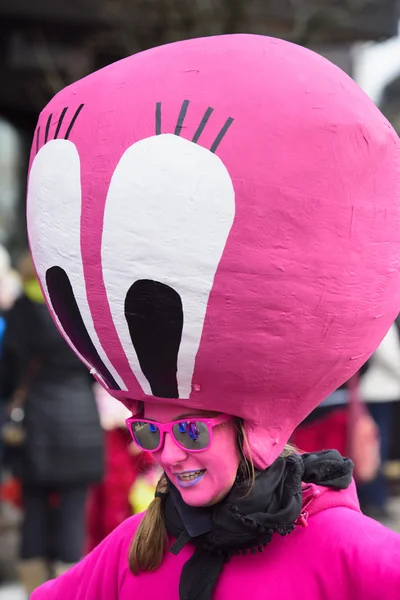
[26,34,400,468]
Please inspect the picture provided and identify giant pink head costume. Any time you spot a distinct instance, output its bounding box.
[26,34,400,469]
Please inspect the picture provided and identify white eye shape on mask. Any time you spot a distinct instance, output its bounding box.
[27,139,127,390]
[101,134,235,398]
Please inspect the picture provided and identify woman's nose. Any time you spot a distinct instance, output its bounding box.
[159,432,188,465]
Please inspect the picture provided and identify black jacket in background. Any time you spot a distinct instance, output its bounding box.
[0,294,104,486]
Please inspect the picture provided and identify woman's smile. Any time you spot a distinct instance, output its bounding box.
[175,469,207,488]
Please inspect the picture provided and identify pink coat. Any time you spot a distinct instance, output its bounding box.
[32,482,400,600]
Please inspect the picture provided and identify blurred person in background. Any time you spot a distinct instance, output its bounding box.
[0,244,21,313]
[0,252,104,596]
[292,381,350,458]
[86,384,154,552]
[292,366,381,508]
[0,245,11,473]
[358,322,400,521]
[0,244,21,475]
[292,357,371,458]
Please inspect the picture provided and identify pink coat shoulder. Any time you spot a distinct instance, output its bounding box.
[301,507,400,599]
[31,513,143,600]
[31,506,400,600]
[218,506,400,600]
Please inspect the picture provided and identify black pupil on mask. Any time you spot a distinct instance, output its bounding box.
[46,265,120,389]
[125,279,183,398]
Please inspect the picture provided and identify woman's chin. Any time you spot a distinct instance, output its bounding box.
[175,482,212,507]
[180,492,217,507]
[177,482,231,507]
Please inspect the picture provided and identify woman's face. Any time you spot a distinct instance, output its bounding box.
[144,403,241,507]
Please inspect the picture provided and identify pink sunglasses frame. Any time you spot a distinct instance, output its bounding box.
[125,414,232,453]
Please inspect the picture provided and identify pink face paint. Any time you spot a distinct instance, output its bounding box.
[144,402,240,506]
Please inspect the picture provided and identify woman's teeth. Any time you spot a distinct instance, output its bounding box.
[178,470,205,481]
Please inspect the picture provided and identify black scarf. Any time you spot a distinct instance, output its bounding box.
[161,450,353,600]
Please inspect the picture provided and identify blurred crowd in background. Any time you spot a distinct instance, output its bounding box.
[1,0,400,596]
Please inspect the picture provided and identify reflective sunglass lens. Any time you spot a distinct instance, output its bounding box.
[173,420,209,450]
[188,423,199,441]
[131,421,160,450]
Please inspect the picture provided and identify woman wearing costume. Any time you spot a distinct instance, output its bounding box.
[27,34,400,600]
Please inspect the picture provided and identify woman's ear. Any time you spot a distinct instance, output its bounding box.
[242,421,285,470]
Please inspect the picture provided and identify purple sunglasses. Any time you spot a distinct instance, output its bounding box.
[125,414,232,453]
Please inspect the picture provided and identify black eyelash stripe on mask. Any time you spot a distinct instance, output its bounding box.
[156,102,162,135]
[64,104,84,140]
[35,126,40,154]
[54,107,68,139]
[155,100,233,151]
[44,114,52,144]
[125,279,183,398]
[174,99,190,136]
[34,104,84,154]
[192,107,214,143]
[46,265,121,390]
[210,117,234,153]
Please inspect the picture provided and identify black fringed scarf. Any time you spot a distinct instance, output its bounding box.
[161,450,353,600]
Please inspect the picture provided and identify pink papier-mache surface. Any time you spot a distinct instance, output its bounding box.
[27,34,400,467]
